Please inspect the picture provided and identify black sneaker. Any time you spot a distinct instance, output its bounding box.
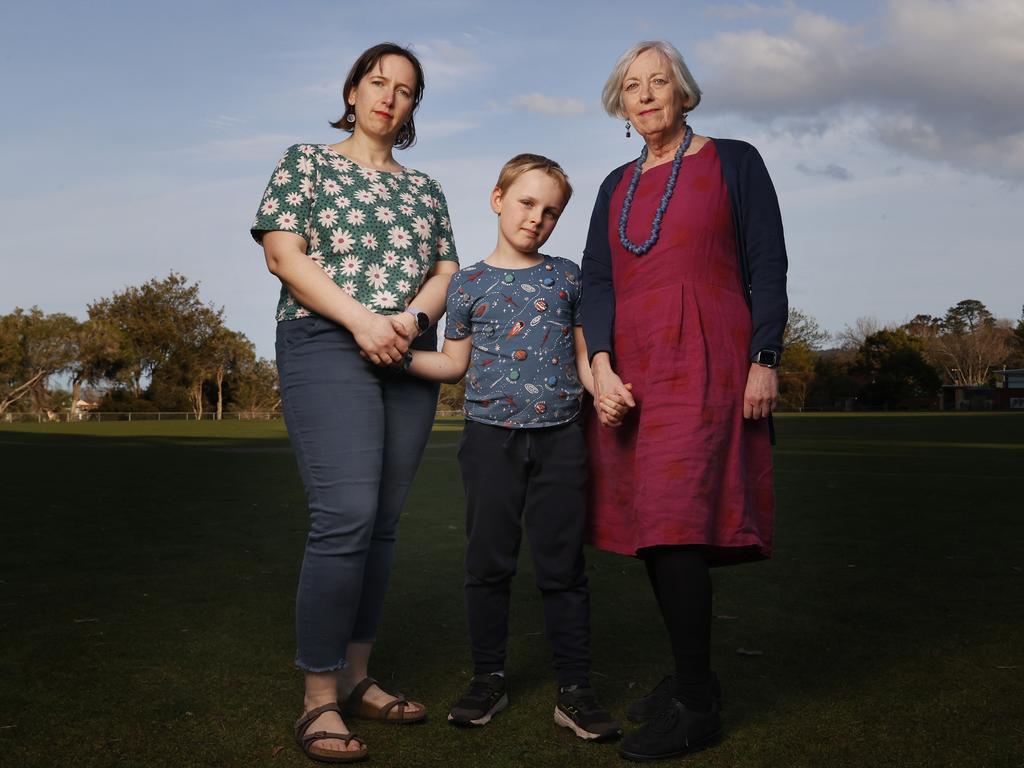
[448,673,508,726]
[554,686,622,741]
[626,672,722,723]
[618,698,722,762]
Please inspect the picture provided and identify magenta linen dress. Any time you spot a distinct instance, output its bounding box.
[586,142,775,564]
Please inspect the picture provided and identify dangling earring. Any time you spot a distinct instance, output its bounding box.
[346,109,355,124]
[625,121,631,138]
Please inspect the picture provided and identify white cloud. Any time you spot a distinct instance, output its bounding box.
[414,118,478,141]
[204,115,245,129]
[506,93,587,117]
[703,1,797,22]
[694,0,1024,178]
[163,133,296,163]
[412,39,487,89]
[795,162,851,181]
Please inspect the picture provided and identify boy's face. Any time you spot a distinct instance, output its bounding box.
[491,170,567,255]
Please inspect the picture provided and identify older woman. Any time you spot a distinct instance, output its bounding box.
[582,41,787,761]
[251,43,458,763]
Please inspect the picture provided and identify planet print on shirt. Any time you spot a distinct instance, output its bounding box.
[444,255,583,427]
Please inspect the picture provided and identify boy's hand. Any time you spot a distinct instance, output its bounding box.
[391,311,418,341]
[599,383,634,427]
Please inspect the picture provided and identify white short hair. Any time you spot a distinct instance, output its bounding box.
[601,40,702,120]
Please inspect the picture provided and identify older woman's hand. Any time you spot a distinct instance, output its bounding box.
[743,364,779,420]
[591,352,636,427]
[353,311,410,366]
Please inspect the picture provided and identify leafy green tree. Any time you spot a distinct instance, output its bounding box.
[67,317,124,417]
[0,308,80,414]
[228,357,280,415]
[943,299,994,334]
[784,308,831,350]
[208,329,255,420]
[88,272,223,401]
[779,308,829,410]
[806,353,859,409]
[903,314,942,339]
[1007,305,1024,369]
[853,329,941,408]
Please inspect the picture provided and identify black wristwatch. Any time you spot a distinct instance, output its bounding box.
[405,306,429,335]
[752,349,781,368]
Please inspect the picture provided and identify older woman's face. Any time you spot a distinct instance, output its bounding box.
[622,49,686,140]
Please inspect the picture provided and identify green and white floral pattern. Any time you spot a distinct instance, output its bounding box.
[252,144,459,321]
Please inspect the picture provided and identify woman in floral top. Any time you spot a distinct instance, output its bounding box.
[251,42,458,763]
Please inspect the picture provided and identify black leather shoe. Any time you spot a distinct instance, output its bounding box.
[626,672,722,723]
[626,675,675,723]
[618,698,722,762]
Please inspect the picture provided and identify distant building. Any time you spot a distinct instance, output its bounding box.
[994,369,1024,410]
[942,369,1024,410]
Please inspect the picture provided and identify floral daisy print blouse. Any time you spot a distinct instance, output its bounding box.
[251,144,459,321]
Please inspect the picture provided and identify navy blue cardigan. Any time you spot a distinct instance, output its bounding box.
[581,138,789,363]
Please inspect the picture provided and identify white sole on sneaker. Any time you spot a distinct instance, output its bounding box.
[448,693,508,726]
[554,706,618,741]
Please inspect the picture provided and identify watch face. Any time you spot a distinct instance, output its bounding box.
[415,312,429,331]
[756,349,779,367]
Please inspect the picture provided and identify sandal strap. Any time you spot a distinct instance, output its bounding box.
[300,730,362,750]
[377,694,409,718]
[295,701,343,739]
[346,676,378,707]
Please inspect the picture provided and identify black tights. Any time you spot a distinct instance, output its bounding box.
[641,545,713,712]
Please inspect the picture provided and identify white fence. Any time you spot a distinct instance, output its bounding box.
[4,409,465,424]
[2,411,280,423]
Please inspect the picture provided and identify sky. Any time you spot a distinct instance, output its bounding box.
[2,0,1022,359]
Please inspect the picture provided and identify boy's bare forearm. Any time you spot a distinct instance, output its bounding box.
[574,326,595,396]
[407,338,472,384]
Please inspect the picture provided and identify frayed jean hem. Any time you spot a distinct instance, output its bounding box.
[295,657,349,674]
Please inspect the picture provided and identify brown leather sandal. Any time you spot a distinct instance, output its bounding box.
[342,676,427,724]
[294,702,368,763]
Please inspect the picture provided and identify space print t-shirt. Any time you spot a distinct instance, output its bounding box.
[444,255,583,428]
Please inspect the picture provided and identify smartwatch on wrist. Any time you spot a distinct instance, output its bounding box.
[405,306,429,335]
[752,349,781,368]
[402,351,414,371]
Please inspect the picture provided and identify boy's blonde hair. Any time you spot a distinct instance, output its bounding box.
[495,154,573,205]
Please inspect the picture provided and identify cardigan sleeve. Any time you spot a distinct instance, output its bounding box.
[581,166,626,363]
[737,144,789,358]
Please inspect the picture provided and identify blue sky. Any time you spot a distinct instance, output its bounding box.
[3,0,1022,358]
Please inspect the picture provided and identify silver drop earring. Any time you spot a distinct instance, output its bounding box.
[347,110,355,123]
[625,121,631,138]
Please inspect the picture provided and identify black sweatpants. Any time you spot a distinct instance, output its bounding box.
[457,418,591,687]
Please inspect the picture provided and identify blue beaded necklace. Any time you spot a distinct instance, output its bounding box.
[618,124,693,256]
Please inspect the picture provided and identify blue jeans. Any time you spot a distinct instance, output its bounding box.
[276,316,439,672]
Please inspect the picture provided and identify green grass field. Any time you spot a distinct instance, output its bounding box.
[1,414,1022,767]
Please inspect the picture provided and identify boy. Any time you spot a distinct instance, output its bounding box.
[404,154,626,741]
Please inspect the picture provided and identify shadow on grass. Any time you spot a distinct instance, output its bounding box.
[1,415,1022,767]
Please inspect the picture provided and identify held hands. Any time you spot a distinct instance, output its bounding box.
[592,356,636,428]
[390,311,419,342]
[599,383,634,427]
[743,363,779,420]
[353,311,411,367]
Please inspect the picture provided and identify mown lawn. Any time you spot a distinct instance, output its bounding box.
[1,414,1022,767]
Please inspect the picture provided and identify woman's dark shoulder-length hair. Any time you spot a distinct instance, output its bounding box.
[330,42,425,150]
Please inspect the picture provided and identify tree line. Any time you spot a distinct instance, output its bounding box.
[778,299,1024,410]
[1,273,279,418]
[3,278,1022,418]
